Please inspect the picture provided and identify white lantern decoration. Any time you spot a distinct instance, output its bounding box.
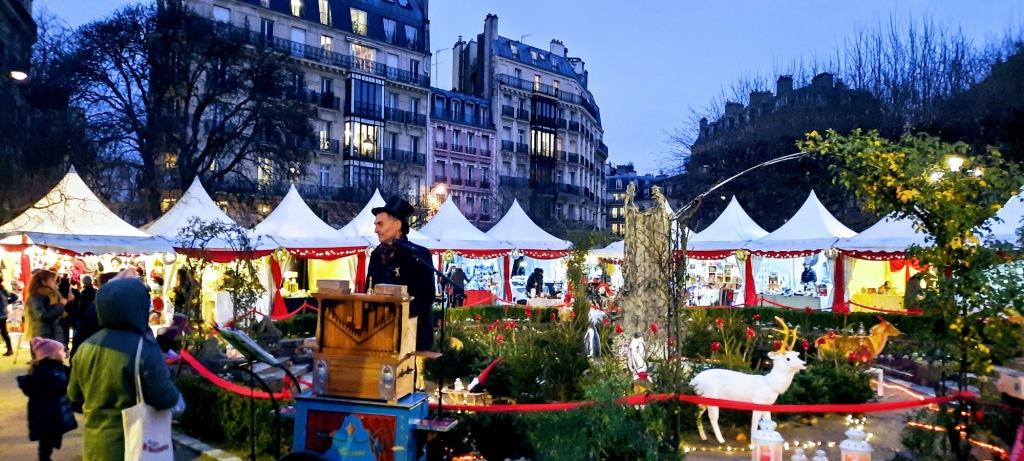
[751,418,784,461]
[812,449,829,461]
[839,428,872,461]
[790,448,808,461]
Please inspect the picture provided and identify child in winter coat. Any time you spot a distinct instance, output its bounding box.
[17,337,78,461]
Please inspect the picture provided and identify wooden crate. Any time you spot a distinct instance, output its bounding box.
[313,293,418,401]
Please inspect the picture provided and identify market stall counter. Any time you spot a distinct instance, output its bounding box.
[756,293,827,310]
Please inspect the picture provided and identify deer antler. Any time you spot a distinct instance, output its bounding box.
[789,324,800,351]
[772,316,793,352]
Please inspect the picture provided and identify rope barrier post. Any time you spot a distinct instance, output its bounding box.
[233,360,282,461]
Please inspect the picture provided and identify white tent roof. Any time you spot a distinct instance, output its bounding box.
[0,167,171,254]
[837,214,929,253]
[486,200,571,252]
[419,196,510,251]
[590,240,623,259]
[690,197,769,251]
[337,189,435,247]
[255,186,367,249]
[144,177,235,237]
[747,190,856,253]
[981,191,1024,246]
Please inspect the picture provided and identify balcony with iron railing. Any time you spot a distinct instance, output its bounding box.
[558,118,568,129]
[479,148,492,157]
[480,180,492,189]
[500,140,515,152]
[499,175,530,188]
[431,108,493,129]
[434,141,448,150]
[516,108,530,120]
[501,105,515,118]
[433,175,448,183]
[516,143,530,154]
[569,121,580,131]
[348,101,383,119]
[450,177,464,186]
[450,143,465,153]
[342,148,383,163]
[384,107,425,126]
[495,73,601,120]
[215,24,430,87]
[382,147,426,165]
[557,184,582,196]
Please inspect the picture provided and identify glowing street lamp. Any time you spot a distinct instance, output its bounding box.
[946,155,965,172]
[9,70,28,81]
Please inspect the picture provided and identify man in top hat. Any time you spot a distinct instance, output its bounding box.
[368,196,437,351]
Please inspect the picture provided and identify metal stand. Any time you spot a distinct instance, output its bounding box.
[233,360,282,461]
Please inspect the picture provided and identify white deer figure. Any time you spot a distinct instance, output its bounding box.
[690,317,806,443]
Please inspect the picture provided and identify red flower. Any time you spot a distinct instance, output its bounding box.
[772,340,782,351]
[714,317,725,329]
[827,330,837,339]
[550,312,557,322]
[569,310,577,318]
[504,320,516,330]
[486,324,496,333]
[649,323,659,334]
[745,327,756,339]
[614,324,624,335]
[752,313,762,321]
[496,334,505,344]
[602,316,611,326]
[816,337,827,346]
[473,314,482,322]
[525,307,534,318]
[804,307,813,315]
[801,339,810,350]
[710,341,721,353]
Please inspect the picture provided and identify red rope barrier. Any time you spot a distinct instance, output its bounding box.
[429,391,971,414]
[179,350,292,400]
[846,300,923,316]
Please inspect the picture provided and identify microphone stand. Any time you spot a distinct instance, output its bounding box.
[401,247,463,419]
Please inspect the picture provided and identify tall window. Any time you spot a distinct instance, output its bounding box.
[382,18,397,43]
[350,8,367,35]
[435,161,445,178]
[320,35,332,52]
[260,18,274,40]
[321,77,333,98]
[349,78,382,118]
[409,59,420,76]
[290,27,305,57]
[514,68,522,80]
[553,80,560,91]
[404,25,418,49]
[352,43,375,62]
[533,74,541,91]
[318,121,332,149]
[452,130,460,148]
[290,0,303,17]
[318,0,331,25]
[467,132,475,150]
[345,121,379,158]
[410,97,420,115]
[410,136,420,155]
[387,92,398,110]
[319,164,331,186]
[213,5,230,22]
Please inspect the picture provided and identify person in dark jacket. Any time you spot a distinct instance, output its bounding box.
[0,274,14,355]
[17,337,77,461]
[525,268,544,298]
[366,196,436,351]
[25,270,68,343]
[69,274,107,359]
[68,272,184,460]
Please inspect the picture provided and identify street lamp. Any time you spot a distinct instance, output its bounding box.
[946,155,965,173]
[9,70,28,81]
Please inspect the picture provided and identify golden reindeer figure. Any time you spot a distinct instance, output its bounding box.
[816,316,902,363]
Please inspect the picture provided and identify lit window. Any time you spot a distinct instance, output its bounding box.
[318,0,331,25]
[290,0,303,17]
[382,18,396,43]
[213,5,230,22]
[320,35,332,52]
[165,153,178,169]
[533,75,540,91]
[553,80,559,91]
[161,198,176,212]
[258,203,271,215]
[216,200,229,211]
[350,8,367,35]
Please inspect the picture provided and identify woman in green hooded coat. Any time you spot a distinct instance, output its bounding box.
[68,275,184,460]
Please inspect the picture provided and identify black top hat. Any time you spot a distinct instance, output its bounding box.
[372,196,415,222]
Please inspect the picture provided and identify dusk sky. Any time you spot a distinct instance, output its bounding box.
[39,0,1024,174]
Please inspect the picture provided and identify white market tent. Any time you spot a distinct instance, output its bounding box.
[419,196,510,253]
[689,196,769,253]
[981,191,1024,247]
[836,214,930,255]
[746,190,857,253]
[337,189,436,247]
[591,240,623,260]
[254,185,368,252]
[486,199,572,255]
[143,177,277,253]
[0,166,171,255]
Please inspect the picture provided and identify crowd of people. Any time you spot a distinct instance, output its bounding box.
[5,267,186,460]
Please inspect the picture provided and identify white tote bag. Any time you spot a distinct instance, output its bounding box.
[122,338,174,461]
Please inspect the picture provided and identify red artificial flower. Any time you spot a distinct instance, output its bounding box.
[752,313,762,321]
[506,320,517,330]
[550,312,557,322]
[804,307,813,315]
[525,307,534,318]
[772,340,782,351]
[715,317,725,329]
[801,339,810,350]
[496,334,505,344]
[473,314,482,322]
[614,324,624,335]
[745,327,756,339]
[486,324,496,333]
[710,341,721,353]
[602,316,611,326]
[816,337,827,346]
[827,330,837,339]
[649,323,659,334]
[569,310,577,318]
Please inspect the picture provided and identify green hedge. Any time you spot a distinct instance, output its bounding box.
[699,306,943,339]
[176,373,293,457]
[274,312,318,338]
[435,305,563,324]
